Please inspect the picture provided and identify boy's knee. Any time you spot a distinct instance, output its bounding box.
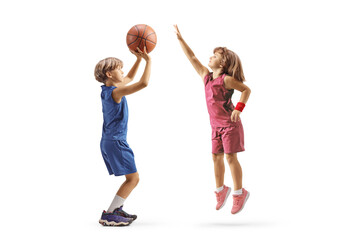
[126,172,140,185]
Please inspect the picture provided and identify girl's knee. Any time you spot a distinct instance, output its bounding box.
[225,153,238,164]
[212,153,224,162]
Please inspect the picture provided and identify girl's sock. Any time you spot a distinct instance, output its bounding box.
[233,188,243,195]
[216,185,224,193]
[107,195,126,213]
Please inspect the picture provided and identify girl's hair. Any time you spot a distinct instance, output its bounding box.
[214,47,246,83]
[94,57,123,83]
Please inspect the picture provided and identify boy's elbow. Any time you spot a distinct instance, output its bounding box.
[140,81,149,88]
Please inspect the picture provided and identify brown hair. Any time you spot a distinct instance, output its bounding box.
[94,57,123,83]
[214,47,246,83]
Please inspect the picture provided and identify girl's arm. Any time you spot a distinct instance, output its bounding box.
[174,25,209,81]
[112,48,151,103]
[224,76,251,122]
[123,52,142,85]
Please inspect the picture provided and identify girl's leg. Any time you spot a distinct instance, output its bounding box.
[212,153,225,188]
[117,172,140,198]
[225,153,242,190]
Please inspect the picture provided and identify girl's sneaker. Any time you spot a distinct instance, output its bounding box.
[99,210,133,226]
[113,206,137,221]
[231,188,250,214]
[215,185,232,210]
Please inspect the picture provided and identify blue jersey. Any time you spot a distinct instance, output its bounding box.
[101,85,128,140]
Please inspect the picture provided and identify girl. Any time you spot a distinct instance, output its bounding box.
[94,47,151,226]
[174,25,251,214]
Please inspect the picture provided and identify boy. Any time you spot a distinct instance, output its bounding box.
[94,47,151,226]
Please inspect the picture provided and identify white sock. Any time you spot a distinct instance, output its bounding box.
[233,188,243,195]
[216,185,224,193]
[107,195,126,213]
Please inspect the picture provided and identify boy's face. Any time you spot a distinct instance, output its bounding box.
[208,52,223,69]
[108,66,124,82]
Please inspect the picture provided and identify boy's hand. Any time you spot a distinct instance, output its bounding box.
[130,49,142,60]
[136,47,151,62]
[231,110,241,122]
[173,24,183,40]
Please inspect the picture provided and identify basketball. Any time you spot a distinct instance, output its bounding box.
[126,24,157,53]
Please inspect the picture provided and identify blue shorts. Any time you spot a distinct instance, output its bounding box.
[100,139,137,176]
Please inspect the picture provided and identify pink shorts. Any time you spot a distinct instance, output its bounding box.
[211,125,245,154]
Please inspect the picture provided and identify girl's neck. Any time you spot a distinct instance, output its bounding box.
[212,68,223,79]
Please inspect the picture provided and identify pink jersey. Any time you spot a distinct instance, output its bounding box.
[204,73,241,128]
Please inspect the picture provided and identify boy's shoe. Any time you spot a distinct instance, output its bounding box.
[231,188,250,214]
[99,210,133,226]
[215,185,232,210]
[113,206,137,221]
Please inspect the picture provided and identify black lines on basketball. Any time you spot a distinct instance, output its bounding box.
[145,32,156,45]
[126,24,157,53]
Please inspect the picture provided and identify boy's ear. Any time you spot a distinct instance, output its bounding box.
[105,71,112,78]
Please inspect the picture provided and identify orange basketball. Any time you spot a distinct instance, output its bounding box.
[126,24,157,53]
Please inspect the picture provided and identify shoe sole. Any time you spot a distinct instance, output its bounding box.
[232,191,250,215]
[99,219,132,226]
[217,187,232,210]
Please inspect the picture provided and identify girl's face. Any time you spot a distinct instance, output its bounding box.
[109,66,124,82]
[208,52,223,69]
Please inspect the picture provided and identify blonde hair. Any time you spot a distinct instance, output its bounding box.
[94,57,123,83]
[214,47,246,83]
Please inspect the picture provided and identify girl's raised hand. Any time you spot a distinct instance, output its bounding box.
[173,24,182,40]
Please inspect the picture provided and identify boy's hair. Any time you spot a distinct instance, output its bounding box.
[214,47,246,83]
[94,57,123,83]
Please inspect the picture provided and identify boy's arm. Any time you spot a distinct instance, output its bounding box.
[123,52,142,85]
[174,25,209,81]
[112,49,151,103]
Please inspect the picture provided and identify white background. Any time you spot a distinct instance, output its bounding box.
[1,0,360,239]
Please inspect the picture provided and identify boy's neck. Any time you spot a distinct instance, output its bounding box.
[105,80,121,87]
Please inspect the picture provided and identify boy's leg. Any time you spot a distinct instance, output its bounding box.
[107,172,139,213]
[117,172,140,198]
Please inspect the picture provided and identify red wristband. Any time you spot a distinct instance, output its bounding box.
[235,102,245,112]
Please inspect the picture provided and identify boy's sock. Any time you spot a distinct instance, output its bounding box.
[233,188,243,195]
[107,195,126,213]
[216,185,224,193]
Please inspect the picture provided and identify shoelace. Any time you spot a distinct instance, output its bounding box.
[118,209,131,217]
